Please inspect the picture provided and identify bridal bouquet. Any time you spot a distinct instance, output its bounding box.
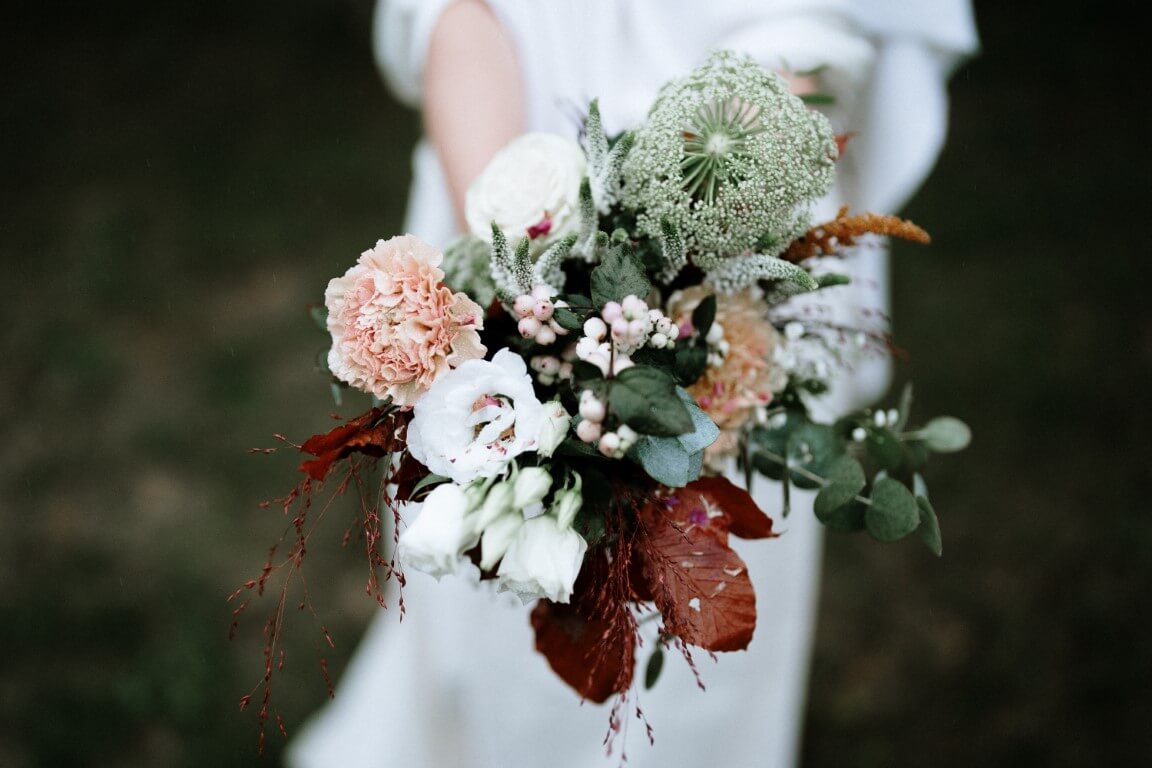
[234,51,970,748]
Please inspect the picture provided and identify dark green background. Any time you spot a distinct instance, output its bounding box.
[2,2,1148,765]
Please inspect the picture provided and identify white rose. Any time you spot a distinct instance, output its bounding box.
[398,483,479,578]
[536,400,571,458]
[465,133,586,250]
[408,349,547,485]
[496,515,587,604]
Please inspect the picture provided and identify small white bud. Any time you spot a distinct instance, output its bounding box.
[583,317,608,341]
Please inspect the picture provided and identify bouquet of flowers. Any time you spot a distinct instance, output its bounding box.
[233,51,970,749]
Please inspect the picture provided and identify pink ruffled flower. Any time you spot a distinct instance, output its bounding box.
[325,235,486,407]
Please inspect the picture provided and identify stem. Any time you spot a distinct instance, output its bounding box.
[756,449,873,506]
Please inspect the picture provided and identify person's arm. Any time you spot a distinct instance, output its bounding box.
[423,0,524,231]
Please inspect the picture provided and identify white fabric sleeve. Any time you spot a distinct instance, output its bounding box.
[372,0,455,107]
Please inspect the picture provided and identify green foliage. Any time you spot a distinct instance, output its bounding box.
[916,495,943,556]
[609,367,692,436]
[631,389,718,487]
[921,416,973,452]
[814,455,866,519]
[590,246,651,307]
[865,477,921,542]
[691,294,717,338]
[644,645,665,689]
[552,306,583,332]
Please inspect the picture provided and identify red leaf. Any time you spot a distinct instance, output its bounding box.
[688,476,777,540]
[298,407,408,481]
[531,549,637,703]
[531,598,633,704]
[637,490,757,652]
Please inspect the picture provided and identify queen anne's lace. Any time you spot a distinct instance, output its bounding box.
[621,51,837,288]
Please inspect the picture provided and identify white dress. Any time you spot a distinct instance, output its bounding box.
[288,3,977,766]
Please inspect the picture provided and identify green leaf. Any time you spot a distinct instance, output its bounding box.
[590,247,651,307]
[816,272,851,288]
[865,477,921,542]
[309,304,328,333]
[916,495,943,556]
[691,295,717,339]
[673,344,708,385]
[921,417,972,452]
[814,455,866,519]
[865,426,904,472]
[644,645,665,690]
[555,437,606,461]
[786,422,844,489]
[674,388,719,455]
[913,472,929,500]
[570,360,605,386]
[630,347,677,375]
[552,307,583,332]
[632,435,692,487]
[410,473,449,497]
[610,367,693,436]
[799,92,836,105]
[819,500,867,532]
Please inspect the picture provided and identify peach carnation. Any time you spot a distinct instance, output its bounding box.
[325,235,486,407]
[669,287,784,460]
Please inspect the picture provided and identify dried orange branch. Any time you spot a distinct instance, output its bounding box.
[783,206,931,263]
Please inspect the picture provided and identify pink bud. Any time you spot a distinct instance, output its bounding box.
[601,301,623,323]
[576,419,602,443]
[535,326,557,345]
[533,300,554,321]
[518,316,542,338]
[513,295,535,317]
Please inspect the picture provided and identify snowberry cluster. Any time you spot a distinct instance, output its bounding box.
[574,294,678,376]
[513,286,571,346]
[529,354,573,386]
[576,389,639,458]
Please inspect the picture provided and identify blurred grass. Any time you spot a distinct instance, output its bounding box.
[1,1,1149,766]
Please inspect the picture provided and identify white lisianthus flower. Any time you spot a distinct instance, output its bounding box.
[513,467,552,518]
[465,133,586,250]
[474,480,515,531]
[398,483,478,578]
[480,512,524,571]
[536,400,571,458]
[552,476,583,530]
[497,516,588,604]
[408,349,547,485]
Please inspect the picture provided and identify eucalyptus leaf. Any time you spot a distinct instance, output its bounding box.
[675,387,719,454]
[786,422,844,489]
[818,500,867,532]
[916,495,943,556]
[814,455,866,518]
[865,477,921,542]
[922,416,972,453]
[865,426,904,472]
[632,435,692,487]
